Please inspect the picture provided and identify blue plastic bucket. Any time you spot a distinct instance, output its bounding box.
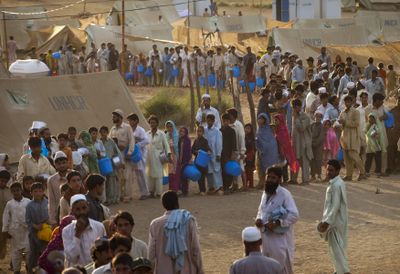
[144,67,153,77]
[336,148,344,161]
[137,64,145,73]
[208,73,216,86]
[385,110,394,128]
[130,144,142,163]
[248,82,256,92]
[224,160,241,176]
[162,176,169,185]
[52,52,61,59]
[195,150,210,168]
[256,78,264,87]
[125,72,134,80]
[239,80,245,87]
[232,66,240,78]
[99,157,113,176]
[172,68,179,77]
[183,164,202,181]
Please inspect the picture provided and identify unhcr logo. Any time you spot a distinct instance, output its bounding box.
[6,89,28,106]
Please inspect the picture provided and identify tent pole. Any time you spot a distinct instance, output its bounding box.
[187,0,190,45]
[122,0,125,50]
[2,12,8,68]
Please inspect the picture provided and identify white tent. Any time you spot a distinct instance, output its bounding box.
[9,59,50,78]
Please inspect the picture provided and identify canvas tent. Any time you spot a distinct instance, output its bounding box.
[27,25,87,54]
[0,71,148,163]
[85,25,179,53]
[272,26,370,60]
[357,0,400,10]
[187,15,266,34]
[356,11,400,42]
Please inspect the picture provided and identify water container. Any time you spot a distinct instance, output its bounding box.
[52,52,61,59]
[183,164,202,181]
[219,79,224,89]
[232,66,240,78]
[248,82,256,92]
[162,176,169,185]
[144,67,153,77]
[256,78,264,87]
[195,150,210,168]
[385,110,394,128]
[125,72,134,80]
[37,224,52,242]
[172,68,179,77]
[239,80,246,87]
[336,148,343,161]
[208,73,216,86]
[130,144,142,163]
[224,160,241,176]
[199,76,205,87]
[41,139,48,157]
[137,64,145,73]
[99,157,113,176]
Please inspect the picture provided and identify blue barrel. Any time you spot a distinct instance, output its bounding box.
[144,67,153,77]
[248,82,256,92]
[195,150,210,168]
[256,78,264,87]
[199,76,205,87]
[162,176,169,185]
[172,68,179,77]
[52,52,61,59]
[224,160,241,176]
[208,73,216,86]
[385,110,394,128]
[183,164,202,181]
[232,66,240,78]
[99,157,113,176]
[239,80,245,87]
[137,64,145,73]
[125,72,134,80]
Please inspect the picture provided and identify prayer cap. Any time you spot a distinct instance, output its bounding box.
[321,69,329,74]
[132,257,152,271]
[112,108,124,118]
[321,62,328,68]
[30,121,47,131]
[202,93,211,100]
[70,194,86,206]
[318,87,327,94]
[346,82,355,89]
[315,110,324,116]
[242,226,261,242]
[54,151,67,162]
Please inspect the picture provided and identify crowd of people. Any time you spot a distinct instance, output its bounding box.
[1,42,400,274]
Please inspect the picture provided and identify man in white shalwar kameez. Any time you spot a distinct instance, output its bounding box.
[318,159,350,274]
[255,166,299,274]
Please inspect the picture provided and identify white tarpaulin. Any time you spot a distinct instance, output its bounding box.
[293,18,357,29]
[86,25,179,54]
[187,15,266,33]
[272,26,370,60]
[356,11,400,42]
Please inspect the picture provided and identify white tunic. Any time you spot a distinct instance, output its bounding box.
[256,186,299,274]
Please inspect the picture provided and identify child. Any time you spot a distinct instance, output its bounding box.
[244,124,256,188]
[220,113,237,193]
[57,133,73,169]
[25,182,49,273]
[178,127,192,196]
[22,175,34,200]
[192,126,211,195]
[0,170,12,261]
[57,183,72,225]
[310,111,325,181]
[2,182,31,273]
[323,119,340,164]
[59,171,85,220]
[365,113,383,176]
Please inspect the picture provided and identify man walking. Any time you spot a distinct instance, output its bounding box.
[148,191,204,274]
[318,159,350,274]
[255,166,299,274]
[230,227,282,274]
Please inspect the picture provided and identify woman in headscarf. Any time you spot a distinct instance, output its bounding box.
[38,215,75,274]
[256,113,280,180]
[0,153,10,171]
[79,131,99,174]
[165,121,180,192]
[178,127,192,196]
[273,113,299,175]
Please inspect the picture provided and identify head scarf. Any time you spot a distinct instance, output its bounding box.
[38,215,75,273]
[165,120,179,155]
[324,121,340,158]
[0,153,6,171]
[79,131,99,173]
[274,114,299,173]
[367,112,386,153]
[256,113,280,172]
[178,127,192,166]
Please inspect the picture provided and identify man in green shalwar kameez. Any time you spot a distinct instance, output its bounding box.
[318,159,351,274]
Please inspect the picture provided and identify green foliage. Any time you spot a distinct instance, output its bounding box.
[141,88,233,128]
